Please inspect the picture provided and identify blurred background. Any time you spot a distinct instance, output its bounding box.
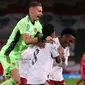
[0,0,85,84]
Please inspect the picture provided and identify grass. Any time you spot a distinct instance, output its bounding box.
[65,78,83,85]
[0,78,84,85]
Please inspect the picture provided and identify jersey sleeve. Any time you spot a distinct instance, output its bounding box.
[64,47,70,66]
[21,47,33,59]
[17,20,30,34]
[65,47,70,58]
[51,43,59,58]
[64,56,69,67]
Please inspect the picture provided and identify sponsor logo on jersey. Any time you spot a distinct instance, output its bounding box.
[34,28,37,33]
[26,24,30,31]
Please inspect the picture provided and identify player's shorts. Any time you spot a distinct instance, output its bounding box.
[20,77,27,85]
[48,80,65,85]
[27,84,44,85]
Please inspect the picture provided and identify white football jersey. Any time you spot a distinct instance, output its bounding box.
[22,42,59,84]
[49,37,70,81]
[19,45,35,79]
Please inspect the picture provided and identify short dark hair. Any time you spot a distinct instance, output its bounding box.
[61,28,76,38]
[29,1,42,8]
[42,24,55,37]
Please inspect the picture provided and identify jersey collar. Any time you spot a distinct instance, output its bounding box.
[10,78,18,85]
[28,14,35,25]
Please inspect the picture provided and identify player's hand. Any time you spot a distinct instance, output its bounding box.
[62,57,65,62]
[34,32,42,37]
[35,32,45,42]
[38,36,46,42]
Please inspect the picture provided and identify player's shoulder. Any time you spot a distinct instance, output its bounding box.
[35,20,42,28]
[1,79,11,85]
[46,36,59,46]
[45,40,57,50]
[46,40,56,45]
[53,36,60,46]
[53,36,59,42]
[17,15,28,25]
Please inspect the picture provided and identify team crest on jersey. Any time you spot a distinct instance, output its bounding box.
[26,24,30,31]
[34,28,37,33]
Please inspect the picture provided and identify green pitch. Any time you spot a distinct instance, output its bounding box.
[0,78,84,85]
[65,79,83,85]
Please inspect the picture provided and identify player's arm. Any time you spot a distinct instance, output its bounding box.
[51,44,67,65]
[58,47,70,68]
[22,33,38,44]
[55,46,65,63]
[18,21,42,45]
[50,44,63,63]
[22,31,44,45]
[55,56,65,63]
[63,47,70,67]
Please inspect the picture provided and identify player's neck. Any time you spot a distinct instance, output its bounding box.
[37,42,45,48]
[28,14,35,25]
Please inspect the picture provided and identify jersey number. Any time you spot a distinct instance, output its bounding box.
[32,48,40,65]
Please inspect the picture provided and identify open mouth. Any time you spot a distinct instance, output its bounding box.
[35,16,39,21]
[37,16,40,18]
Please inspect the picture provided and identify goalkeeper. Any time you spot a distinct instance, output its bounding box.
[0,1,43,77]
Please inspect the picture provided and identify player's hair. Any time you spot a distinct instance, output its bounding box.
[29,1,42,8]
[81,52,85,58]
[42,24,55,37]
[61,28,76,38]
[37,24,55,48]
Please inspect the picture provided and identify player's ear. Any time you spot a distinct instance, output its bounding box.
[51,32,55,38]
[30,7,35,14]
[29,8,32,14]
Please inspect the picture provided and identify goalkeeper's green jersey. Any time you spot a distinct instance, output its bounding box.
[0,15,42,76]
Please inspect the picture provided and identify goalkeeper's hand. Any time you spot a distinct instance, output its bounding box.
[34,32,42,38]
[38,36,46,42]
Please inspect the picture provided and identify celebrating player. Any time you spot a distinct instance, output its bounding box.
[0,1,43,77]
[19,24,61,85]
[48,28,76,85]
